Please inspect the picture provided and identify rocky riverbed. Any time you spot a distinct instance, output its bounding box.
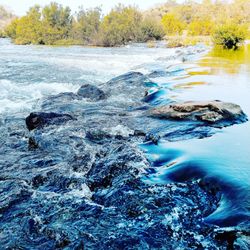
[0,40,250,249]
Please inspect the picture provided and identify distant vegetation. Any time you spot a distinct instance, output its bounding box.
[3,3,164,46]
[2,0,250,48]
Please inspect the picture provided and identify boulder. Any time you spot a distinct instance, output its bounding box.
[105,72,150,102]
[26,112,74,131]
[149,100,247,126]
[77,84,106,101]
[107,72,147,85]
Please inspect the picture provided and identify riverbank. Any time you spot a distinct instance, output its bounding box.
[0,39,249,249]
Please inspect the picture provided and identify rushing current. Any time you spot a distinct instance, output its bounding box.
[0,38,249,249]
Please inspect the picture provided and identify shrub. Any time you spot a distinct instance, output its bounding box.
[188,19,214,36]
[4,18,18,39]
[213,24,247,49]
[98,5,142,47]
[5,3,73,45]
[140,17,165,41]
[72,7,101,44]
[0,29,6,37]
[161,13,185,36]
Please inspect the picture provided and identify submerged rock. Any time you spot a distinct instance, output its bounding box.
[149,100,247,126]
[26,112,74,131]
[77,84,106,101]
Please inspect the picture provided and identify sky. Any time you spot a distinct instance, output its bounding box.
[0,0,175,16]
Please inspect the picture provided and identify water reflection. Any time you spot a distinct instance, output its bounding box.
[199,44,250,75]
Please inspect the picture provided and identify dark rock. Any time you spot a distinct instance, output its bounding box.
[87,143,146,191]
[133,130,146,136]
[28,137,39,149]
[107,71,147,85]
[77,84,106,101]
[215,230,237,249]
[145,133,160,144]
[149,100,247,126]
[25,112,74,131]
[148,70,169,78]
[85,130,112,143]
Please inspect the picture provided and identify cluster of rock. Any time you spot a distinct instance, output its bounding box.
[1,71,248,249]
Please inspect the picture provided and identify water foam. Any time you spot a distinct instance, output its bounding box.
[0,79,79,115]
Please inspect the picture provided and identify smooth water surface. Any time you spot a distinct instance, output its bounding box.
[142,44,250,227]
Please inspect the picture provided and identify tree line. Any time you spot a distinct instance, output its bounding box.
[1,0,250,47]
[3,3,164,46]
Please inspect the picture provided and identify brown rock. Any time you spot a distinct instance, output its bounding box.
[149,100,247,124]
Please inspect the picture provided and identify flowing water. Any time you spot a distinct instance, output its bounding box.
[0,38,249,248]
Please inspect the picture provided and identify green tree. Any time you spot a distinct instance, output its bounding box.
[72,7,101,44]
[14,5,43,44]
[99,5,142,46]
[161,13,185,35]
[213,23,247,49]
[140,17,165,41]
[4,18,18,39]
[42,2,72,44]
[188,19,214,36]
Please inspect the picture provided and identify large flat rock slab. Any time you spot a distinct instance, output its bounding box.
[149,100,247,126]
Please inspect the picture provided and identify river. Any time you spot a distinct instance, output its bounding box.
[0,38,249,249]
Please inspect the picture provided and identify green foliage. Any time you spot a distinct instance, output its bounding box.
[188,19,214,36]
[15,6,43,45]
[5,2,73,45]
[213,24,247,49]
[41,2,72,45]
[140,17,165,41]
[72,7,101,44]
[161,13,185,35]
[4,18,18,39]
[99,5,142,47]
[0,29,5,38]
[3,0,250,47]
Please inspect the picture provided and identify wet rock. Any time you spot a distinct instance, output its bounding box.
[25,112,74,131]
[107,71,147,85]
[85,130,112,143]
[87,143,147,190]
[148,70,170,78]
[28,137,39,149]
[104,72,151,104]
[41,92,80,109]
[215,230,237,249]
[145,133,160,144]
[149,100,247,126]
[77,84,106,101]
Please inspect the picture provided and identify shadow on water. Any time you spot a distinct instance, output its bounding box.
[141,44,250,227]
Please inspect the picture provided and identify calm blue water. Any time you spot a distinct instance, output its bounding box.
[0,37,249,240]
[141,45,250,227]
